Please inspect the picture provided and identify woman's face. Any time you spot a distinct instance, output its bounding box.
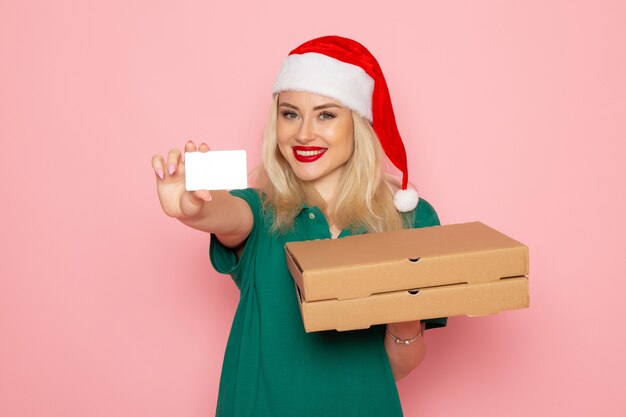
[276,91,354,195]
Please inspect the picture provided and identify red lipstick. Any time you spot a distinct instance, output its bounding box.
[292,146,327,163]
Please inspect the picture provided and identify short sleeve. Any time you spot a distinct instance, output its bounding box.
[413,197,448,330]
[209,188,261,288]
[413,197,441,228]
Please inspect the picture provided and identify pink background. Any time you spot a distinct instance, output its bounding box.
[1,0,625,416]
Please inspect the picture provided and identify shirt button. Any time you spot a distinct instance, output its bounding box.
[308,212,316,220]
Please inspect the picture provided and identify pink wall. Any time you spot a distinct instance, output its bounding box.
[1,0,624,416]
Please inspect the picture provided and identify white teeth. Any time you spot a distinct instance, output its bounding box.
[295,149,325,156]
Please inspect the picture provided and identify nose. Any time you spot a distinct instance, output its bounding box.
[295,117,316,143]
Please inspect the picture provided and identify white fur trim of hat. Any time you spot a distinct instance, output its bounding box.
[272,52,375,122]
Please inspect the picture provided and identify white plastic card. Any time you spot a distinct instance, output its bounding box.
[184,150,247,191]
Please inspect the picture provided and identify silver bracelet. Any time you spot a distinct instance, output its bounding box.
[388,324,422,345]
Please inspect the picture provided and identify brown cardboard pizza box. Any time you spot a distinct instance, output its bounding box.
[285,221,529,332]
[295,277,529,333]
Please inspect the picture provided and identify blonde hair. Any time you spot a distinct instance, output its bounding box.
[254,95,411,233]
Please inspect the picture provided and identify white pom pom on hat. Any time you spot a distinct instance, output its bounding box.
[272,35,420,212]
[393,188,420,213]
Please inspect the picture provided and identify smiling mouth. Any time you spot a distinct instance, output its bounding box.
[293,146,327,162]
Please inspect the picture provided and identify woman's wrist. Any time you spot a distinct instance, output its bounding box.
[386,320,422,339]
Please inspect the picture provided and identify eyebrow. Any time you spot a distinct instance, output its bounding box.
[278,102,343,111]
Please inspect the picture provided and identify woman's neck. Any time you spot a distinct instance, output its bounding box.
[329,224,341,239]
[311,164,345,204]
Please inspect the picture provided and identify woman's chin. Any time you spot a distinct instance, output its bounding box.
[293,172,321,183]
[289,165,324,183]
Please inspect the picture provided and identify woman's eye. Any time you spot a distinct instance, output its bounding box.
[281,111,298,120]
[319,111,336,120]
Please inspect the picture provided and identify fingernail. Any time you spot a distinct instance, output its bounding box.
[168,163,175,175]
[157,168,164,180]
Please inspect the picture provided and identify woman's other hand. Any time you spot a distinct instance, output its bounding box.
[385,320,427,380]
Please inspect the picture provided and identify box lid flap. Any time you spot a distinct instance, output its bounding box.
[285,221,525,271]
[285,221,529,301]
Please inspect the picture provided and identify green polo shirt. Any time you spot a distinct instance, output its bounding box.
[210,188,446,417]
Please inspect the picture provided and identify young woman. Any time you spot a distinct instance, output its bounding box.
[151,36,446,417]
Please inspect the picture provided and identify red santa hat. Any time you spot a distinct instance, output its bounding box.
[272,35,419,212]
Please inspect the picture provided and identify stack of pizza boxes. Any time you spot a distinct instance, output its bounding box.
[285,222,529,332]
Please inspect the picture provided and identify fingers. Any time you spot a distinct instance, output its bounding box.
[151,154,166,180]
[184,140,210,153]
[193,190,212,202]
[167,148,182,175]
[184,140,197,153]
[151,140,210,180]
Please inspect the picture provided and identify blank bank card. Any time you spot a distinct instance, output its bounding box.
[184,150,247,191]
